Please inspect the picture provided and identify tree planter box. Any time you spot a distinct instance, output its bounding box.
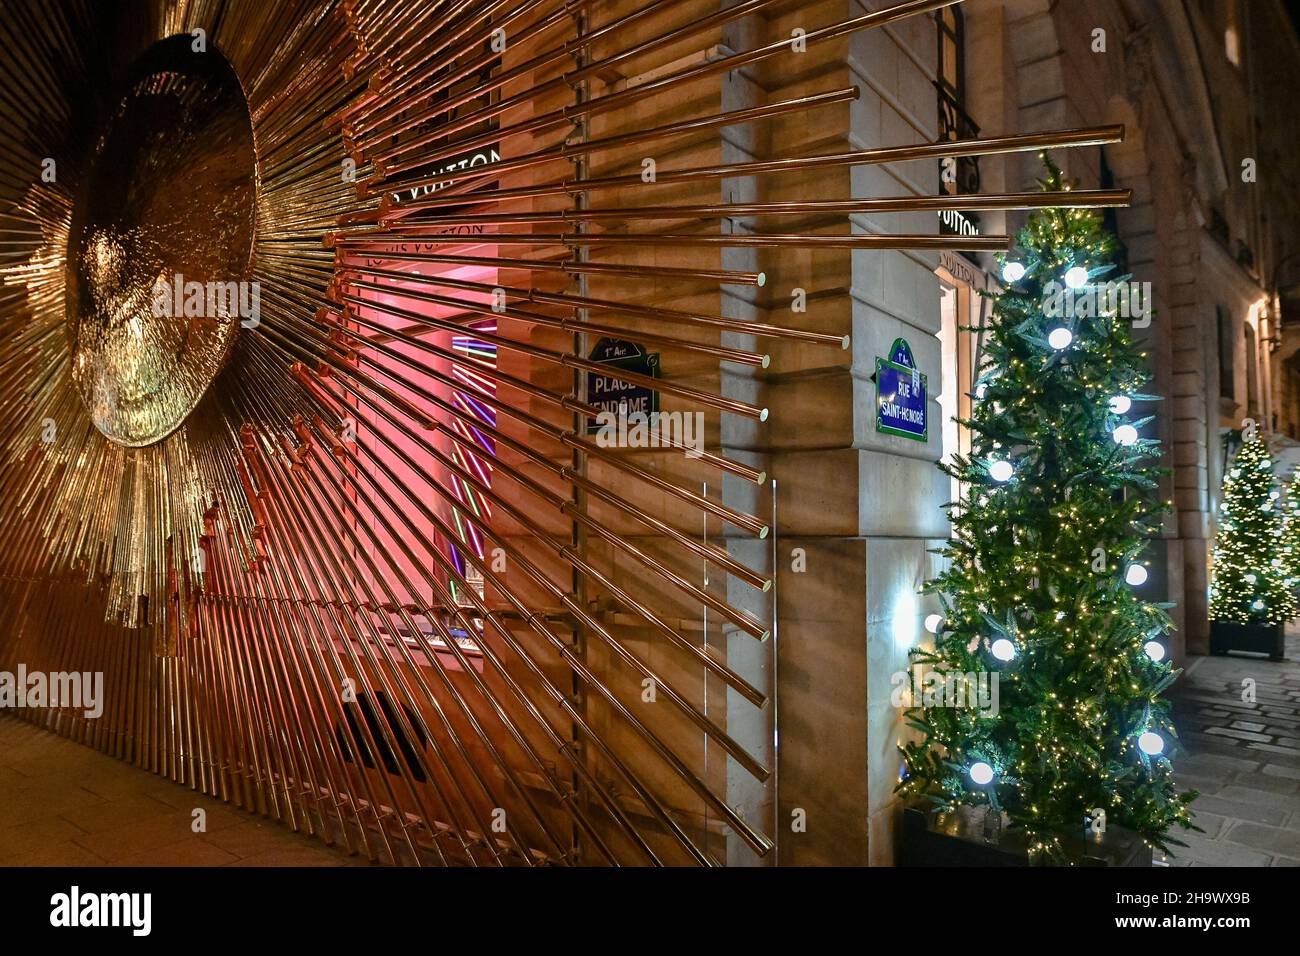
[901,806,1153,867]
[1210,620,1284,661]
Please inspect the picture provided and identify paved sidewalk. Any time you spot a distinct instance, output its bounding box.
[6,643,1294,868]
[0,716,357,866]
[1168,629,1300,867]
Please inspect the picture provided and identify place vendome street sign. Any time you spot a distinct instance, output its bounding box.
[586,337,660,432]
[875,337,928,441]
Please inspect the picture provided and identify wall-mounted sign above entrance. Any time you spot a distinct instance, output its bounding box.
[936,207,980,238]
[586,338,660,432]
[875,337,928,441]
[937,207,983,268]
[387,143,502,205]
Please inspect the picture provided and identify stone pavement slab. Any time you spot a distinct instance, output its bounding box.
[0,715,355,867]
[1168,629,1300,867]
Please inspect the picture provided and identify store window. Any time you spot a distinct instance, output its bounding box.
[1245,321,1259,417]
[936,255,991,507]
[934,6,980,199]
[1217,306,1235,400]
[340,63,501,662]
[1224,0,1242,67]
[1199,0,1241,67]
[1099,152,1129,276]
[933,7,988,513]
[937,281,961,492]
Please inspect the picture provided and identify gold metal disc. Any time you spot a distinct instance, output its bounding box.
[67,37,256,447]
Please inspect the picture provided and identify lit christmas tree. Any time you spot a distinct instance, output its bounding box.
[898,156,1196,862]
[1278,465,1300,593]
[1209,439,1296,624]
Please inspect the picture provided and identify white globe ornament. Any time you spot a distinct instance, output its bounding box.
[924,613,943,635]
[990,638,1017,662]
[1002,261,1026,283]
[1244,572,1257,584]
[1137,731,1165,756]
[1125,564,1148,586]
[969,762,995,785]
[988,460,1015,483]
[1113,424,1139,446]
[1252,599,1266,611]
[1047,327,1073,350]
[1064,266,1089,289]
[1143,641,1166,662]
[1109,395,1132,414]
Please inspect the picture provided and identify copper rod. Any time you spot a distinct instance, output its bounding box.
[336,262,836,353]
[352,0,790,156]
[374,85,860,191]
[283,312,774,540]
[365,0,962,195]
[427,125,1130,208]
[340,276,771,367]
[330,304,769,485]
[334,247,766,286]
[382,189,1132,227]
[325,424,770,855]
[336,293,774,424]
[335,231,1012,251]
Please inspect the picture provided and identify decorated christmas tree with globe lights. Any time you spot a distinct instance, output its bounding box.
[1209,439,1296,624]
[1278,465,1300,593]
[897,156,1196,862]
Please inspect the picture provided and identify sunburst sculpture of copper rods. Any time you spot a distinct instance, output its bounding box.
[0,0,1130,865]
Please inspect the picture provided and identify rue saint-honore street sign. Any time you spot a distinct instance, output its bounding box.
[586,338,659,432]
[875,337,928,441]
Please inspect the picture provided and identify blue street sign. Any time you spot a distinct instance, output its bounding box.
[586,338,660,432]
[875,337,928,441]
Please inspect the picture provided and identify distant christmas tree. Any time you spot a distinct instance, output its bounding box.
[1209,438,1296,624]
[897,156,1196,862]
[1279,465,1300,594]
